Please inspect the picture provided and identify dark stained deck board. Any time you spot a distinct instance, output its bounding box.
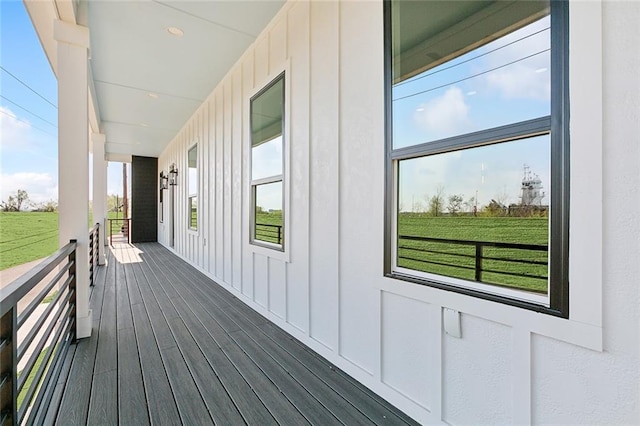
[144,243,371,424]
[93,256,117,375]
[117,252,150,425]
[55,249,110,425]
[115,251,134,332]
[135,268,218,424]
[129,302,181,425]
[117,327,149,426]
[51,242,418,426]
[142,245,362,425]
[141,250,289,425]
[147,244,419,425]
[87,369,117,424]
[162,344,214,425]
[166,317,249,425]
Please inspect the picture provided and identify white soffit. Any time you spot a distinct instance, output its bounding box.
[82,0,285,158]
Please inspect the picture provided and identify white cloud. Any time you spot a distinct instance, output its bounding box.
[0,106,33,149]
[0,172,58,206]
[479,16,551,101]
[413,87,471,139]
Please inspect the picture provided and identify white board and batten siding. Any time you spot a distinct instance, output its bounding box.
[158,1,640,424]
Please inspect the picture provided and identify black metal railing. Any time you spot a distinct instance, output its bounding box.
[89,223,100,287]
[398,235,548,292]
[255,223,283,245]
[0,240,78,425]
[108,218,130,246]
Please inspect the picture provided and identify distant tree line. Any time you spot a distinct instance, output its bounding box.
[1,189,58,212]
[401,185,547,218]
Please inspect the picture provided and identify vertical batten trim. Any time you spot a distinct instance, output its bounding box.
[335,0,342,357]
[431,305,443,421]
[512,328,532,424]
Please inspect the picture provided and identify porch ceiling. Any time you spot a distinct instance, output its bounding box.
[79,0,285,158]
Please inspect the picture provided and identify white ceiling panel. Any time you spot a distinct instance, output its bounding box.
[81,0,285,157]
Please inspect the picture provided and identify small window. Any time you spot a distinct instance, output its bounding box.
[385,0,569,316]
[188,145,198,230]
[250,74,285,250]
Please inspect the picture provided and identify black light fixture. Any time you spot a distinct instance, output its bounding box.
[169,164,178,186]
[159,171,169,190]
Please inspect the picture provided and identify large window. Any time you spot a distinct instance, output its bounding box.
[250,73,285,250]
[385,0,569,316]
[188,144,198,230]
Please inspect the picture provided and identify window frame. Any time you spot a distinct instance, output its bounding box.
[249,72,287,252]
[383,0,570,317]
[187,143,198,232]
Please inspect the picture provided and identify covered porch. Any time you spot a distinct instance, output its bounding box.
[48,242,417,425]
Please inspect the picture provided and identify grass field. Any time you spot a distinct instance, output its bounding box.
[0,211,124,271]
[397,214,549,293]
[0,212,59,271]
[255,211,283,245]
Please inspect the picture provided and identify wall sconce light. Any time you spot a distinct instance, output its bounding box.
[169,164,178,186]
[159,171,169,190]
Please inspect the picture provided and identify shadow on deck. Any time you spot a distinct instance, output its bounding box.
[49,243,417,425]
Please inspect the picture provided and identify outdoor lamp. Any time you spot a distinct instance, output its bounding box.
[169,164,178,186]
[159,171,169,190]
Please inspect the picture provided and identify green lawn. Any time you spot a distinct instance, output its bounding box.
[255,211,283,245]
[0,212,59,270]
[397,214,549,293]
[0,211,123,270]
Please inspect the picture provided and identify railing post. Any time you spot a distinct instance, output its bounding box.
[277,226,282,245]
[89,230,94,287]
[0,307,17,426]
[475,243,483,282]
[69,239,77,343]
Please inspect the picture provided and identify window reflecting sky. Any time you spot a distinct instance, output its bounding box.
[393,16,550,148]
[255,180,282,213]
[393,16,551,211]
[188,146,197,197]
[252,135,283,181]
[398,135,550,212]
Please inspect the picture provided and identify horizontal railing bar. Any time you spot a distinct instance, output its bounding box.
[399,235,547,251]
[27,325,72,426]
[17,261,73,329]
[17,282,71,362]
[17,292,73,393]
[0,374,7,391]
[481,255,548,266]
[399,255,476,271]
[399,246,548,266]
[399,245,476,260]
[0,337,7,352]
[478,280,548,294]
[255,223,282,229]
[481,268,547,280]
[18,314,72,423]
[0,242,76,317]
[0,409,9,426]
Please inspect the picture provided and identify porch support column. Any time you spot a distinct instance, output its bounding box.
[55,20,92,339]
[92,133,107,265]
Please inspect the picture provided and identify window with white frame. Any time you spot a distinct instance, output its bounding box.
[384,0,569,316]
[250,73,285,250]
[188,145,198,230]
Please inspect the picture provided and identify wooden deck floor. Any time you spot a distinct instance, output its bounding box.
[48,243,418,425]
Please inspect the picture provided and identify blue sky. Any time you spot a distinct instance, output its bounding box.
[393,16,551,211]
[0,1,126,207]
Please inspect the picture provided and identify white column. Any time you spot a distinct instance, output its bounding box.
[92,133,107,265]
[55,20,92,339]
